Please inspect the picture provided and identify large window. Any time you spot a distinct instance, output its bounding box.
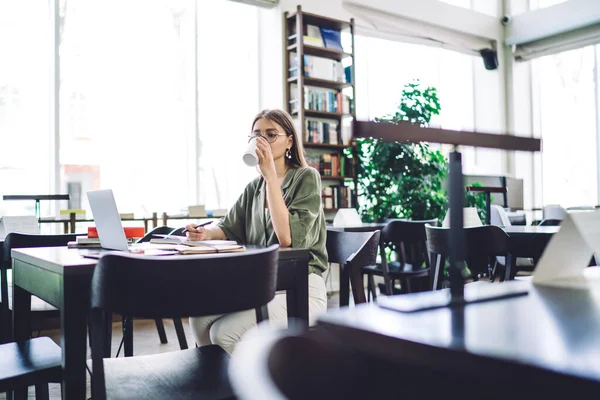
[197,1,260,210]
[59,0,196,216]
[56,0,260,218]
[1,0,261,225]
[0,2,54,217]
[532,46,598,207]
[354,35,475,133]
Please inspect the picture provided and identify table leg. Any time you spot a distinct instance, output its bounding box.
[123,316,133,357]
[61,276,89,400]
[13,284,32,342]
[339,263,350,307]
[348,262,367,304]
[295,262,308,328]
[485,193,491,225]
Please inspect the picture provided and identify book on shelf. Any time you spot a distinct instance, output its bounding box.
[295,116,352,146]
[289,52,348,83]
[291,84,351,114]
[304,24,324,47]
[305,118,340,145]
[306,153,355,178]
[320,27,344,51]
[303,54,347,82]
[322,185,354,209]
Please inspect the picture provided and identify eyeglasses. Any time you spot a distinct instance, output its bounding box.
[248,130,287,144]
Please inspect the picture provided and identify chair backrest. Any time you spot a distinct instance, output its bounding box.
[2,233,81,269]
[381,219,436,267]
[543,205,567,221]
[136,226,175,243]
[426,225,511,289]
[345,230,381,271]
[1,233,82,322]
[231,326,404,400]
[490,205,511,227]
[91,244,279,318]
[538,219,562,227]
[326,230,379,265]
[90,245,279,400]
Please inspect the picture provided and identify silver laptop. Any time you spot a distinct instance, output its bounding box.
[87,189,130,251]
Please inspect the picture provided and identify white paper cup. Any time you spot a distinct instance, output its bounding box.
[243,137,259,167]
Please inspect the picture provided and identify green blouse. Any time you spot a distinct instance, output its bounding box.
[217,167,328,275]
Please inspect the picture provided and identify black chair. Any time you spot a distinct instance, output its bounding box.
[0,336,62,400]
[326,230,381,306]
[1,233,80,343]
[426,225,513,290]
[538,218,562,226]
[362,219,436,298]
[230,324,447,400]
[135,226,188,350]
[89,245,279,400]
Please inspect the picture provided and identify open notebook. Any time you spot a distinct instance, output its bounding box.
[174,243,245,255]
[149,236,237,246]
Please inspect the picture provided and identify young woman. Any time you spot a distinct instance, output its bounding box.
[186,109,328,353]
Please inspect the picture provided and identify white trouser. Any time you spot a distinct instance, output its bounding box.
[189,273,327,354]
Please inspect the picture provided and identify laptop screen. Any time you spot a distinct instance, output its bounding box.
[87,189,129,251]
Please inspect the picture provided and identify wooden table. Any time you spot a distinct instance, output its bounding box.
[327,223,559,303]
[503,225,559,267]
[11,246,310,400]
[328,223,559,261]
[317,280,600,395]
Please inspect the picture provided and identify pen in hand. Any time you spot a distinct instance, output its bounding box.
[186,221,213,231]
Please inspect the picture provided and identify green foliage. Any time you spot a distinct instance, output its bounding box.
[464,182,489,223]
[357,79,448,222]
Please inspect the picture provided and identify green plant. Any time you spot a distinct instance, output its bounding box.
[357,79,448,222]
[464,182,489,223]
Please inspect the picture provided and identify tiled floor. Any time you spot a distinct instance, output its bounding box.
[1,293,342,400]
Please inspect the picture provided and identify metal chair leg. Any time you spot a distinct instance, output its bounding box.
[172,318,188,350]
[35,383,49,400]
[154,319,168,344]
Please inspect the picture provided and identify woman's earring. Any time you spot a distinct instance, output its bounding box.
[286,148,292,159]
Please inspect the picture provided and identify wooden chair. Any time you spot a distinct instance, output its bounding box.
[89,245,279,400]
[326,230,380,306]
[1,233,81,343]
[0,336,62,400]
[362,219,436,298]
[135,226,188,350]
[426,225,513,290]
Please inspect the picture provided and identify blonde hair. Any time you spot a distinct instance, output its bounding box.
[251,109,308,168]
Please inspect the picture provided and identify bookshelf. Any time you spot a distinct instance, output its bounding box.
[284,6,358,217]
